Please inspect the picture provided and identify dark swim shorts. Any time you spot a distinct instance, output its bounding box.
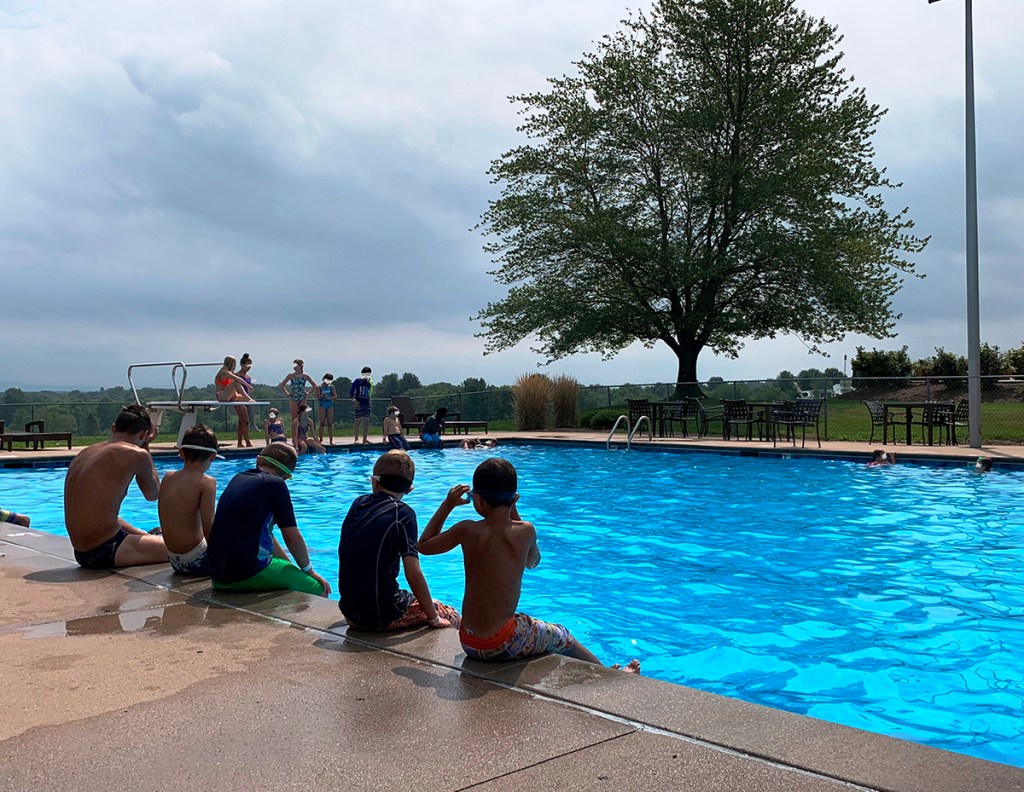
[74,527,128,570]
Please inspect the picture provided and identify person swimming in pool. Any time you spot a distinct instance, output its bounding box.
[63,404,168,570]
[418,457,639,672]
[867,449,896,467]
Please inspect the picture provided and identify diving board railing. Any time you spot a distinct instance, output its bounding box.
[127,361,269,446]
[606,414,653,450]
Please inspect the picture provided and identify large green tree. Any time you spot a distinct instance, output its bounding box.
[476,0,926,389]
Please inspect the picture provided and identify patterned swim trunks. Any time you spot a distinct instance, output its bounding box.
[459,613,573,661]
[168,538,213,576]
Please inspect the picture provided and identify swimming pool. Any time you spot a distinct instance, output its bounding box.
[8,445,1024,767]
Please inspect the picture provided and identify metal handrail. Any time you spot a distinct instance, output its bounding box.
[628,414,652,443]
[606,415,631,450]
[126,361,221,412]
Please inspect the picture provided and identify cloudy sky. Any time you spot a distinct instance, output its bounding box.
[2,0,1021,391]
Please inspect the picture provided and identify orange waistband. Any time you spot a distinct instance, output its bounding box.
[459,617,516,651]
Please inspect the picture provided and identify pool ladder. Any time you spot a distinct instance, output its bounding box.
[606,414,652,450]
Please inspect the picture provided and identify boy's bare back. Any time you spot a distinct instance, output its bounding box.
[64,439,158,551]
[158,469,216,555]
[458,515,538,636]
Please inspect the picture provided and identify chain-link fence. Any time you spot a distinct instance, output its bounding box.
[2,375,1021,443]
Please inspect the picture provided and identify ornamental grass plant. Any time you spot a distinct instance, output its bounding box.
[513,373,550,430]
[550,374,579,428]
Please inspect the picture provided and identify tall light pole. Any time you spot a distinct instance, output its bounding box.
[930,0,982,447]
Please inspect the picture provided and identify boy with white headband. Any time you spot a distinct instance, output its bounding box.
[157,423,223,575]
[207,443,331,596]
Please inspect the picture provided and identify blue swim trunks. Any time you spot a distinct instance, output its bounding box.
[420,432,442,448]
[354,403,371,419]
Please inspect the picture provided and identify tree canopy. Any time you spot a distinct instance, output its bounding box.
[476,0,926,390]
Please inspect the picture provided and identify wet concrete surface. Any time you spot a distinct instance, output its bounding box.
[3,528,1023,792]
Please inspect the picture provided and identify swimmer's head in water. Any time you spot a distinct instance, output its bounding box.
[976,456,993,472]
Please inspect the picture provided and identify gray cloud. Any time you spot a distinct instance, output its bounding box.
[1,0,1022,389]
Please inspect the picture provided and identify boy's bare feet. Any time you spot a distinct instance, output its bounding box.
[611,659,641,674]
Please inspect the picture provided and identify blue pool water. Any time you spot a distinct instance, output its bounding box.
[7,446,1024,766]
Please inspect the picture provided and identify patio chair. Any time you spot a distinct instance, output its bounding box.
[863,400,906,445]
[910,402,950,446]
[626,399,653,438]
[722,399,760,441]
[388,396,426,433]
[773,398,823,448]
[768,400,795,444]
[938,398,970,446]
[663,399,702,438]
[685,397,722,439]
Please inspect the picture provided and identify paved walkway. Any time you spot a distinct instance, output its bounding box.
[2,433,1023,790]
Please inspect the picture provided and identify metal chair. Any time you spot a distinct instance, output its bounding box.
[625,399,652,438]
[773,398,823,448]
[940,398,970,446]
[663,400,701,438]
[863,400,906,445]
[911,402,949,446]
[722,399,760,441]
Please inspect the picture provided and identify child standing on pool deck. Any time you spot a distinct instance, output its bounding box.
[207,443,331,596]
[157,423,221,575]
[418,457,638,671]
[318,373,336,445]
[337,450,459,631]
[350,366,373,445]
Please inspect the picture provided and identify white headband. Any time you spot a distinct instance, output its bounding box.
[178,444,225,460]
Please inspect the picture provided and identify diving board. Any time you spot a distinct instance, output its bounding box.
[128,361,269,446]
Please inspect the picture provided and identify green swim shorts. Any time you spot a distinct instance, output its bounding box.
[213,557,325,596]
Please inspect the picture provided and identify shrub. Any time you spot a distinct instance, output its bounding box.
[580,407,624,430]
[1003,343,1024,375]
[512,373,550,430]
[550,374,579,428]
[851,346,912,386]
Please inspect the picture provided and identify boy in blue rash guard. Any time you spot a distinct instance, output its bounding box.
[207,443,331,596]
[350,366,373,445]
[337,450,460,630]
[419,406,447,448]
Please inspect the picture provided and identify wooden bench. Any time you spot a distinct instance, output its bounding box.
[442,420,489,435]
[0,420,73,451]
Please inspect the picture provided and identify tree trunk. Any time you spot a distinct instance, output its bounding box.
[672,343,704,398]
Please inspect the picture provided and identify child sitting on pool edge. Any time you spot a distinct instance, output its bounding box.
[207,443,331,597]
[418,457,639,672]
[157,423,222,575]
[337,450,459,631]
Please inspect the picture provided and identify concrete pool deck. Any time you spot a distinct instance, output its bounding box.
[2,434,1023,790]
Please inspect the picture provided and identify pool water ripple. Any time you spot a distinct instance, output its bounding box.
[6,446,1024,766]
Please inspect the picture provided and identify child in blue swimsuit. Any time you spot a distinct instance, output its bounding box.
[318,373,336,445]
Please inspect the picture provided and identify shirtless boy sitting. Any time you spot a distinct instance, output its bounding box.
[63,404,167,569]
[419,458,637,670]
[158,423,222,575]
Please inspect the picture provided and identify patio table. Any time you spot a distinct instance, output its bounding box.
[882,401,954,446]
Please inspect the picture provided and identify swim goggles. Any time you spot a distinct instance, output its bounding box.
[177,444,225,460]
[259,455,295,479]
